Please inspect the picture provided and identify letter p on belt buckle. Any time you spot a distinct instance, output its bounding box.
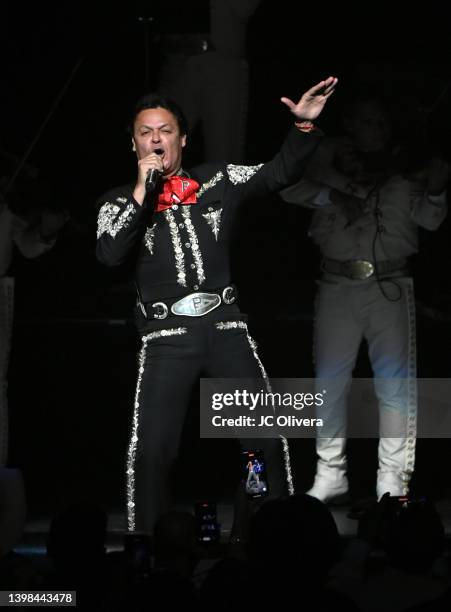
[171,292,221,316]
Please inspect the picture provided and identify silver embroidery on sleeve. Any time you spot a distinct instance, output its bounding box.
[143,223,157,255]
[116,196,127,204]
[126,326,188,532]
[97,202,136,239]
[202,209,223,241]
[164,209,187,287]
[198,171,223,197]
[226,164,263,185]
[214,320,294,496]
[182,208,206,286]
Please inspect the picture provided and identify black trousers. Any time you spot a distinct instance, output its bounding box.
[127,304,291,534]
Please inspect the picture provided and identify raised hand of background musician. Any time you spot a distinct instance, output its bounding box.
[280,76,338,121]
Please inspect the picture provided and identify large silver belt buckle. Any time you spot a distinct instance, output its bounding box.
[346,259,374,280]
[171,292,221,317]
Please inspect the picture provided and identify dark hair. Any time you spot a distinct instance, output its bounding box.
[128,93,188,136]
[248,494,340,581]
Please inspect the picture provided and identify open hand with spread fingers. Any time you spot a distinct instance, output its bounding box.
[281,76,338,122]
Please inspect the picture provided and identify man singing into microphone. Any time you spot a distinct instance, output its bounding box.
[96,77,337,536]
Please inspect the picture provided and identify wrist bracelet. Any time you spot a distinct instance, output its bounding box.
[295,120,316,133]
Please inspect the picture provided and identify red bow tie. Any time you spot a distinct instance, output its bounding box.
[155,176,199,212]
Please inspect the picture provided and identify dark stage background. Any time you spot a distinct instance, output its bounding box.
[3,1,451,520]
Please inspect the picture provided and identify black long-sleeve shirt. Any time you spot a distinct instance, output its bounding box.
[96,128,321,303]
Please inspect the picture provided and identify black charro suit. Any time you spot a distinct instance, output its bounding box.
[96,127,322,533]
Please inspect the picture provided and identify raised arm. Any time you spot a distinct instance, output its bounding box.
[226,77,339,200]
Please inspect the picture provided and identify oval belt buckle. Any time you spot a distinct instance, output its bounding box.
[171,293,221,316]
[350,260,374,280]
[152,302,169,319]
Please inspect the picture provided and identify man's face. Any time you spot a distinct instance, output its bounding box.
[348,102,391,152]
[132,107,186,176]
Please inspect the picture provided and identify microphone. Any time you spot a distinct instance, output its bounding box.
[145,168,161,192]
[145,149,164,192]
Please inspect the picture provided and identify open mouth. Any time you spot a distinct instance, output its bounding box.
[154,148,164,156]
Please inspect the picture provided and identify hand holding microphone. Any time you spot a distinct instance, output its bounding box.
[145,149,164,192]
[145,167,161,192]
[133,150,164,204]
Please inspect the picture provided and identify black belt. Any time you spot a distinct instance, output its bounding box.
[322,257,409,280]
[139,286,237,320]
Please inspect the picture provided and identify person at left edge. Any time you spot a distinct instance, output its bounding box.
[95,76,338,535]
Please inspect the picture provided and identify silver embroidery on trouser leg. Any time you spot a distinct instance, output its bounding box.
[143,223,157,255]
[215,320,294,496]
[0,277,14,467]
[226,164,263,185]
[164,209,187,287]
[202,209,223,241]
[181,208,205,285]
[97,202,137,239]
[215,321,247,331]
[376,279,417,497]
[197,171,224,197]
[404,280,417,494]
[126,327,188,531]
[245,330,295,497]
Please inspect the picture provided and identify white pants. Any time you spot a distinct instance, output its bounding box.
[313,275,417,494]
[0,277,14,467]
